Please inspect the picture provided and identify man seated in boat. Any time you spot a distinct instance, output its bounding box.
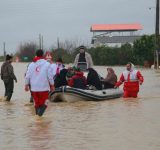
[67,67,87,89]
[101,68,117,89]
[74,45,93,71]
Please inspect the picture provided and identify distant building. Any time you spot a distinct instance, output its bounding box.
[90,23,143,47]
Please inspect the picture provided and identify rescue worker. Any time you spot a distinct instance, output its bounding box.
[115,62,144,98]
[50,58,64,78]
[44,51,53,63]
[25,49,55,116]
[50,58,65,88]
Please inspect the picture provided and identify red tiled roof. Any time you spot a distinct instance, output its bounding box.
[91,24,143,32]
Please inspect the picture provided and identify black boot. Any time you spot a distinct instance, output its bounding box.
[6,93,12,102]
[30,96,34,103]
[38,105,47,116]
[35,107,40,115]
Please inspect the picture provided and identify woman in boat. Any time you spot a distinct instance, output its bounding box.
[74,45,93,71]
[101,68,117,89]
[87,68,102,90]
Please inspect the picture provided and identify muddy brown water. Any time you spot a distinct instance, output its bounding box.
[0,63,160,150]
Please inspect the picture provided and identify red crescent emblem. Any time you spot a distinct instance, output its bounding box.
[36,66,40,72]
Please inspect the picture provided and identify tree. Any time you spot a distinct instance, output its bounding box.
[16,42,38,62]
[118,43,135,65]
[51,48,74,64]
[133,35,154,65]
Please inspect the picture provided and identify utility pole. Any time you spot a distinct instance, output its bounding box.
[57,37,60,49]
[39,34,43,49]
[57,37,61,58]
[3,42,6,61]
[41,35,43,50]
[155,0,159,69]
[39,34,41,49]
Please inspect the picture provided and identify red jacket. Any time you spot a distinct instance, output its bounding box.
[68,71,87,88]
[116,69,144,92]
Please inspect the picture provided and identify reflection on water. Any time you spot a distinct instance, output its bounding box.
[0,63,160,150]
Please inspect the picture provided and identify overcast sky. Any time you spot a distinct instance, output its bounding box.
[0,0,157,55]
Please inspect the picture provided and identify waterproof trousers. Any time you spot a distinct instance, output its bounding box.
[31,91,49,116]
[123,90,138,98]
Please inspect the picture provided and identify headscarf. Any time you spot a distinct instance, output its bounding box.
[107,67,115,74]
[87,68,102,90]
[127,62,135,71]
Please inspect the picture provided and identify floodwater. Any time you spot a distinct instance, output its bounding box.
[0,62,160,150]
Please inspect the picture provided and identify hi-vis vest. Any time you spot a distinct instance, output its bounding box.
[116,69,143,92]
[123,70,138,82]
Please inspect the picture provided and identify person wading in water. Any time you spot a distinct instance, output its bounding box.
[115,62,144,98]
[1,54,17,101]
[25,49,55,117]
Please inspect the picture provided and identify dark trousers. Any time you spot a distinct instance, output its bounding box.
[3,79,14,101]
